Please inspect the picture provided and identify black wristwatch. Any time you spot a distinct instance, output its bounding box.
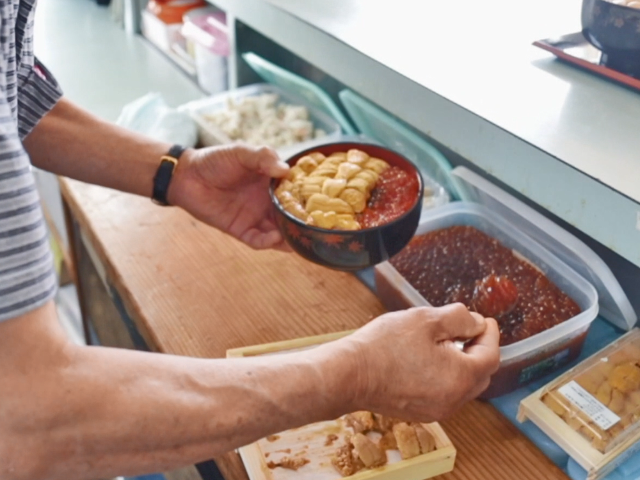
[152,144,187,206]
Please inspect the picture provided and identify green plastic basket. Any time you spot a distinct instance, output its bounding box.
[339,89,463,200]
[242,52,356,134]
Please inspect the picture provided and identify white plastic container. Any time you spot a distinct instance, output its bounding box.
[374,166,636,398]
[179,83,342,158]
[141,10,183,53]
[181,8,229,94]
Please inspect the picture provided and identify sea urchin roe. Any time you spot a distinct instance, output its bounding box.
[357,166,419,229]
[389,226,581,346]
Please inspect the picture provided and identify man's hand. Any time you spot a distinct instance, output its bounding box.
[324,303,501,422]
[168,144,290,250]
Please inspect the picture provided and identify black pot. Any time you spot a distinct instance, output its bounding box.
[582,0,640,76]
[270,142,423,272]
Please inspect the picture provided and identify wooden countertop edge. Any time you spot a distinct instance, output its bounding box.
[58,177,166,352]
[58,177,256,479]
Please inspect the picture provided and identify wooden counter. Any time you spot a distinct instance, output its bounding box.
[60,177,569,480]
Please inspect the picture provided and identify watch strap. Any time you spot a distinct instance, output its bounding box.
[152,144,187,206]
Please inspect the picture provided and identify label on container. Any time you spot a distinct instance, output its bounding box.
[518,349,570,384]
[559,381,621,430]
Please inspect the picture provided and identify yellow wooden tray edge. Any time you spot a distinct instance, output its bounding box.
[226,330,356,358]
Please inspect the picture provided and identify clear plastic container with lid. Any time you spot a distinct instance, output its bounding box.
[242,52,358,135]
[519,330,640,480]
[179,83,342,158]
[374,166,636,398]
[339,89,460,202]
[181,7,229,94]
[542,329,640,453]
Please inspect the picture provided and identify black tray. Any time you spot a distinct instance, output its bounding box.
[533,31,640,93]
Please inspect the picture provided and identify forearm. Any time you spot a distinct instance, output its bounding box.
[0,303,356,480]
[22,97,174,198]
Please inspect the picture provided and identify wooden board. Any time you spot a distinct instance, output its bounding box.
[59,178,570,480]
[239,422,454,480]
[227,332,456,480]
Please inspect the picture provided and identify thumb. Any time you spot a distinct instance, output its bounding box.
[463,317,501,375]
[430,303,487,342]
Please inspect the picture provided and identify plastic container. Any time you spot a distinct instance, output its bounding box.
[147,0,207,24]
[179,83,342,158]
[375,200,599,398]
[141,9,184,52]
[374,166,635,398]
[448,167,636,333]
[519,329,640,480]
[374,167,637,398]
[242,52,357,134]
[339,89,461,201]
[182,7,229,94]
[542,329,640,454]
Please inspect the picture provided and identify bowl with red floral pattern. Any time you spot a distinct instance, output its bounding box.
[270,142,424,271]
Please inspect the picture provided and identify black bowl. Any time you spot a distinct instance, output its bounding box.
[270,142,424,272]
[582,0,640,76]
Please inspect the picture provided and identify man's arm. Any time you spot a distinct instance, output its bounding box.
[0,301,356,480]
[0,301,498,480]
[23,97,172,199]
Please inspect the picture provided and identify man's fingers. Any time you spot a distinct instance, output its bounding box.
[430,303,487,342]
[241,228,291,252]
[255,147,289,178]
[463,317,501,375]
[241,228,277,250]
[224,144,288,178]
[256,219,292,252]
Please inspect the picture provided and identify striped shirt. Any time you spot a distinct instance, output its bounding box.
[0,0,63,321]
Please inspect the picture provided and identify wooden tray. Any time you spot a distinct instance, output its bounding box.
[518,329,640,480]
[227,331,457,480]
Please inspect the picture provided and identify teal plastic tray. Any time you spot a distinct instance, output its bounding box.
[339,89,462,200]
[242,52,357,134]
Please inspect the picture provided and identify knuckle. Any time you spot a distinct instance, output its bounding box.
[259,146,277,157]
[406,307,435,327]
[452,301,467,310]
[410,306,430,317]
[449,302,468,315]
